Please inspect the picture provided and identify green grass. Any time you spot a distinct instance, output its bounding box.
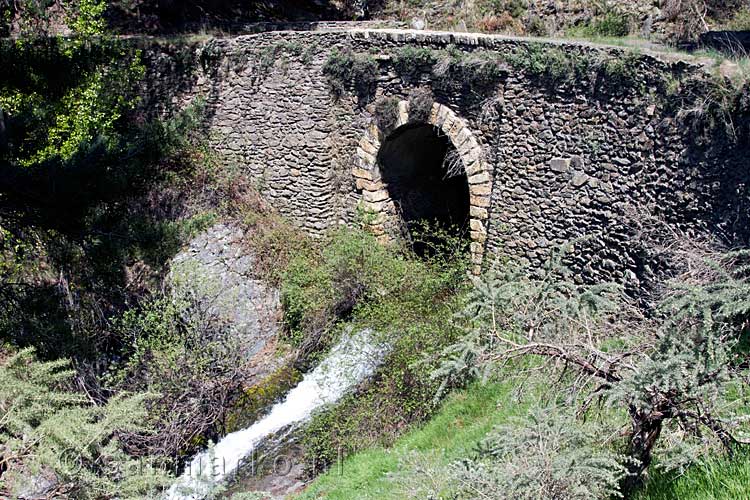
[295,379,531,500]
[637,451,750,500]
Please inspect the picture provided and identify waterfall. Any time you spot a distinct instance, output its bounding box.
[166,329,387,499]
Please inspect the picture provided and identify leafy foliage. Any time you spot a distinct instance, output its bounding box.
[109,262,257,461]
[507,44,591,87]
[433,44,505,93]
[374,95,399,134]
[294,225,469,472]
[447,407,629,499]
[433,237,750,497]
[323,48,378,101]
[0,347,170,498]
[392,46,437,81]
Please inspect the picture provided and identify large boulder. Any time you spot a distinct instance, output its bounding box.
[170,222,280,359]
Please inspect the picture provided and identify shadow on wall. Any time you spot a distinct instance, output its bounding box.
[377,123,470,254]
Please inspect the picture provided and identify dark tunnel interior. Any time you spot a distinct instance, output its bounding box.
[377,124,470,254]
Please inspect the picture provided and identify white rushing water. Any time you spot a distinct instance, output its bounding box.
[166,328,388,499]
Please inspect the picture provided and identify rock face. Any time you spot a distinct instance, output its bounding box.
[143,28,750,290]
[171,223,280,359]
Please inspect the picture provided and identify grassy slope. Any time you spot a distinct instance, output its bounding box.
[636,452,750,500]
[295,380,531,500]
[295,377,750,500]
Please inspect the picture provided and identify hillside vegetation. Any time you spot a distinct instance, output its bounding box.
[2,2,750,500]
[371,0,750,42]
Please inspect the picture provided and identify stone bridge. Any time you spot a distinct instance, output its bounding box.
[144,27,750,287]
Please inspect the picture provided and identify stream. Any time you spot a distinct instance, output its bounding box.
[166,328,388,499]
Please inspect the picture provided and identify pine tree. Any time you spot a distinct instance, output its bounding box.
[0,347,171,498]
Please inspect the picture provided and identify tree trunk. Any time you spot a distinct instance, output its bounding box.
[620,406,665,497]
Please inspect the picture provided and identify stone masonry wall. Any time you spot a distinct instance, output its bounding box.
[141,29,750,289]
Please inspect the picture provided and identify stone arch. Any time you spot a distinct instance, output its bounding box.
[353,101,492,274]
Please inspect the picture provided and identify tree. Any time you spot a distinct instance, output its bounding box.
[0,347,171,498]
[434,239,750,496]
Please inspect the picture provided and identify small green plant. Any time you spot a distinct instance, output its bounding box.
[580,8,631,37]
[433,45,505,92]
[724,6,750,30]
[374,95,400,134]
[392,46,437,80]
[597,52,641,91]
[323,48,378,101]
[508,44,590,87]
[478,0,527,18]
[676,71,744,142]
[199,39,224,72]
[407,87,434,123]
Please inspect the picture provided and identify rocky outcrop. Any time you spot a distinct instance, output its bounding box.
[171,223,280,358]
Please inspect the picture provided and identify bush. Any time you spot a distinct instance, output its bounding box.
[433,45,505,93]
[392,46,437,80]
[724,7,750,30]
[445,406,629,499]
[0,348,170,498]
[433,236,750,496]
[581,9,631,38]
[407,88,434,123]
[374,95,400,134]
[323,48,378,101]
[478,0,527,18]
[109,265,258,462]
[291,226,469,471]
[508,44,591,87]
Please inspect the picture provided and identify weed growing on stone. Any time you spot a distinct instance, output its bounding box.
[407,87,435,123]
[507,43,590,86]
[323,48,378,101]
[433,44,505,93]
[392,46,437,81]
[374,95,400,134]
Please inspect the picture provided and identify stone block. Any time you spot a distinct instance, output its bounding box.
[470,219,486,233]
[470,206,489,220]
[468,171,491,185]
[352,167,374,180]
[470,194,491,207]
[471,182,492,196]
[470,230,487,243]
[550,158,570,173]
[363,189,389,203]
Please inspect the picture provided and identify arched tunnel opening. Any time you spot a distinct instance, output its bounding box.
[377,124,471,255]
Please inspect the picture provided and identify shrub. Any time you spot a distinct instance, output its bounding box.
[323,48,378,101]
[392,46,437,80]
[446,406,629,499]
[478,0,527,18]
[374,95,400,134]
[294,226,469,471]
[597,52,642,92]
[583,9,631,37]
[433,45,505,92]
[433,236,750,496]
[407,87,434,123]
[724,6,750,30]
[476,12,524,34]
[0,348,170,498]
[110,266,257,461]
[508,44,591,87]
